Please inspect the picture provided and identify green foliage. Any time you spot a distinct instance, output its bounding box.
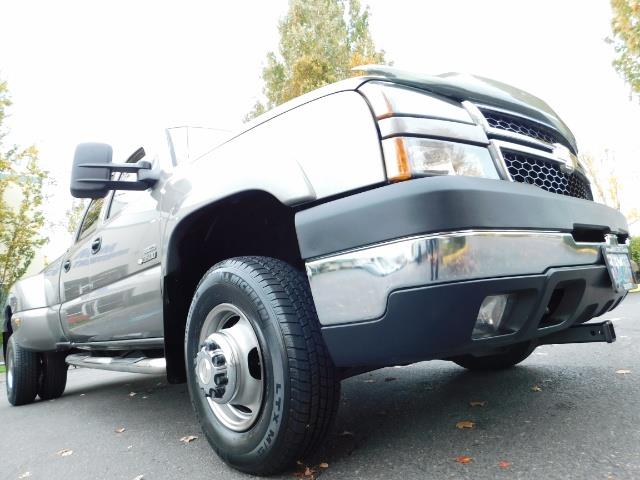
[0,80,48,304]
[246,0,388,120]
[629,236,640,266]
[66,199,86,236]
[610,0,640,97]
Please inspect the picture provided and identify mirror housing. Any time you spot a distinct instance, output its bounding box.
[70,143,159,199]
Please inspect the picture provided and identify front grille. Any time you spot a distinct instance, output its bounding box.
[482,109,563,146]
[502,151,593,200]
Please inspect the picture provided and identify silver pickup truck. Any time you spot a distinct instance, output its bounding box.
[3,66,636,475]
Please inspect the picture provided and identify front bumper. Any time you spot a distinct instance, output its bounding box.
[295,176,630,368]
[321,264,625,368]
[306,230,607,326]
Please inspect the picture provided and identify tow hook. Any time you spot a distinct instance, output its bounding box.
[539,320,616,345]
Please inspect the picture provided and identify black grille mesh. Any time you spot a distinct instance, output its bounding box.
[502,151,593,200]
[482,110,562,146]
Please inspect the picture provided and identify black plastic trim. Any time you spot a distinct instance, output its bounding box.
[321,266,625,368]
[295,176,628,259]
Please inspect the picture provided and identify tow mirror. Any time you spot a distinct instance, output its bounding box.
[70,143,159,199]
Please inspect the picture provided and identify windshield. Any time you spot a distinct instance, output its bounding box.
[166,126,232,165]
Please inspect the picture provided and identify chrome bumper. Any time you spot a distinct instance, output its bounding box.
[306,230,606,326]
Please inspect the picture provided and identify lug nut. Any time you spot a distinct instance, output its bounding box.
[214,374,228,386]
[213,354,226,367]
[213,386,225,398]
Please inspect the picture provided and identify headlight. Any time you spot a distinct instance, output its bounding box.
[382,137,499,182]
[359,81,472,123]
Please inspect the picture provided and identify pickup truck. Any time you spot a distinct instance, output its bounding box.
[3,65,636,475]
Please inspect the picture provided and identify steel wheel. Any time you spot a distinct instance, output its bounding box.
[195,303,264,432]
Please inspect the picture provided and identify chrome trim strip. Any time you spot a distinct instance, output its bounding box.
[377,116,489,145]
[306,230,603,326]
[65,353,166,374]
[486,127,554,152]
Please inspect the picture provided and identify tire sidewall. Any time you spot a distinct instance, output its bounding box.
[5,335,14,401]
[185,265,290,469]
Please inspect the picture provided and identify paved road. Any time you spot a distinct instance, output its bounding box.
[2,294,639,480]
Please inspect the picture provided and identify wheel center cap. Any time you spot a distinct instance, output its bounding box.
[197,357,213,385]
[195,332,238,404]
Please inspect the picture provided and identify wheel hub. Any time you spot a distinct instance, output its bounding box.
[196,333,238,404]
[195,303,264,432]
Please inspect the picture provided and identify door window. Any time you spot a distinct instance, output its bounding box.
[77,198,104,241]
[107,172,134,219]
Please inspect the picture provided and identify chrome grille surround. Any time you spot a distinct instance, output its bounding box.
[462,102,593,201]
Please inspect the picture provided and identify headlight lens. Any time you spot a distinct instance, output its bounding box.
[382,137,499,182]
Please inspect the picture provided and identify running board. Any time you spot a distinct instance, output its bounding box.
[65,353,166,374]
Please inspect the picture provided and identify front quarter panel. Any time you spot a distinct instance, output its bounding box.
[160,90,385,271]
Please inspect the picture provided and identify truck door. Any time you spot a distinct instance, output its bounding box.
[59,171,163,344]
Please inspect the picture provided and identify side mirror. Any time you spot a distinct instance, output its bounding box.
[70,143,159,199]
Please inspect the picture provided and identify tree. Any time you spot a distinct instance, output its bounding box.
[610,0,640,99]
[580,151,622,209]
[65,198,86,236]
[246,0,388,120]
[0,80,47,305]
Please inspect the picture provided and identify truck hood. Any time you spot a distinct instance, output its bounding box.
[356,65,577,152]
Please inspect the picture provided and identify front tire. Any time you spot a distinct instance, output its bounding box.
[451,341,537,371]
[5,336,40,406]
[185,257,340,475]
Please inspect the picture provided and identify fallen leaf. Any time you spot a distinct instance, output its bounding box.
[531,385,542,392]
[498,460,511,469]
[319,462,329,468]
[469,400,487,407]
[115,427,126,433]
[294,465,317,479]
[179,435,198,444]
[18,473,31,479]
[616,369,631,375]
[57,448,73,457]
[456,420,475,429]
[338,430,354,437]
[455,455,473,464]
[384,377,397,382]
[129,392,137,397]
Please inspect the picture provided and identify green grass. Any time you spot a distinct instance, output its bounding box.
[0,364,5,374]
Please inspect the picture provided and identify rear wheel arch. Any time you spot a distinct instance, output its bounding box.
[162,190,305,383]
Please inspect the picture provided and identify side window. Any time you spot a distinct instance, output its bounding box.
[107,172,134,219]
[77,198,104,241]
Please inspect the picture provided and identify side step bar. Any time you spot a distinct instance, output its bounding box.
[539,320,616,345]
[66,353,166,374]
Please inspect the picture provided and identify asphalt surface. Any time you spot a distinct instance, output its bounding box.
[2,294,639,480]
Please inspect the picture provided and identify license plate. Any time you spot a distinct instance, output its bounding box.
[602,245,637,293]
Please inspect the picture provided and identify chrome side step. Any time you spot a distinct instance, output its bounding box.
[65,353,166,374]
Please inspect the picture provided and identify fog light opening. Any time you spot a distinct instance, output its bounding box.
[472,294,513,339]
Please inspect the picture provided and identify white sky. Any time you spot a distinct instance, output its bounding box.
[1,0,639,259]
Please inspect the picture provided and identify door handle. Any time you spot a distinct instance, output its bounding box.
[91,237,102,254]
[63,260,71,272]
